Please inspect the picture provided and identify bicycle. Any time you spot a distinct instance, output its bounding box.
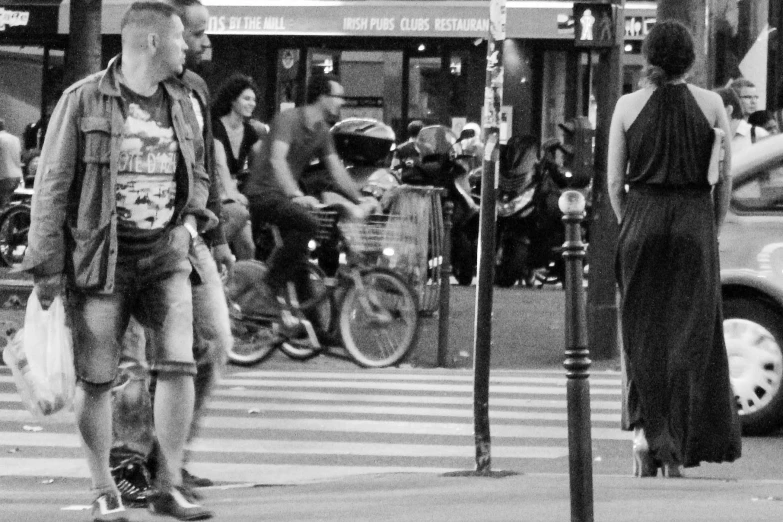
[226,207,421,368]
[0,186,33,268]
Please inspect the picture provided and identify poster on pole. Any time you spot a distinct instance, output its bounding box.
[489,0,507,41]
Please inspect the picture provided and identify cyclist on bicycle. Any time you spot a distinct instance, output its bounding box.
[244,74,366,315]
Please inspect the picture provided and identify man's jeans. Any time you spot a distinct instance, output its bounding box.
[68,226,196,385]
[188,238,232,445]
[248,192,318,299]
[112,235,232,455]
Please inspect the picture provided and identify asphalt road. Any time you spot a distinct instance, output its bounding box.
[2,364,783,522]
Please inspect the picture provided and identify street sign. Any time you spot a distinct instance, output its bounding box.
[573,3,617,48]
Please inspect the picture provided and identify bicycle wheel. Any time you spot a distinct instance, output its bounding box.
[227,303,278,366]
[278,263,336,360]
[0,204,30,267]
[339,267,419,368]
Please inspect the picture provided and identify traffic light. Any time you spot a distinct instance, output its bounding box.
[558,116,594,188]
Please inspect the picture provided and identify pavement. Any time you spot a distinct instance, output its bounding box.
[2,470,783,521]
[7,276,775,521]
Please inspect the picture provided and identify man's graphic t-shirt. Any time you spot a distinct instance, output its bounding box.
[117,84,179,253]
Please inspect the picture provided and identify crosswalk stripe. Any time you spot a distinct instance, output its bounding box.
[0,409,631,439]
[234,370,621,386]
[0,394,621,422]
[219,378,621,395]
[0,390,623,411]
[214,389,622,410]
[0,432,570,459]
[206,400,622,423]
[0,458,459,484]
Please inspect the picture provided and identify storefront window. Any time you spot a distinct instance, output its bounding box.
[408,56,446,124]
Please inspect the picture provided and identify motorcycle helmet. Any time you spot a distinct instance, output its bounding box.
[362,168,400,202]
[331,118,396,167]
[416,125,457,158]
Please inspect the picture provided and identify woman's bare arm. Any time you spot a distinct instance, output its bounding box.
[607,96,629,223]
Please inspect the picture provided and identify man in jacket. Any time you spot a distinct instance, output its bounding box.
[21,3,214,520]
[110,0,234,496]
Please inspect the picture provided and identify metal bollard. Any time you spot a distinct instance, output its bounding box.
[559,190,594,522]
[437,201,454,368]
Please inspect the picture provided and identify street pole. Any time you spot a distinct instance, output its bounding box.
[65,0,103,86]
[560,190,594,522]
[473,0,506,474]
[586,0,624,360]
[437,201,454,368]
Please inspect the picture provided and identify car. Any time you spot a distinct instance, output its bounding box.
[721,132,783,435]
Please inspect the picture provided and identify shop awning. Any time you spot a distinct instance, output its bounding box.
[58,0,655,40]
[1,0,61,36]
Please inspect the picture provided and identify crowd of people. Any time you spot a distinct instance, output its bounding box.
[9,1,780,519]
[19,2,387,520]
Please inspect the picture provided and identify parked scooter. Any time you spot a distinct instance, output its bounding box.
[525,138,591,286]
[397,125,480,286]
[494,135,540,287]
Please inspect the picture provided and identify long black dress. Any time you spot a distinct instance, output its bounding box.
[617,83,742,468]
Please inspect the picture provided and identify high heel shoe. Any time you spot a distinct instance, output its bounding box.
[632,428,658,478]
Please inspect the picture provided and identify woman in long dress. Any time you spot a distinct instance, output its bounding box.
[608,20,742,477]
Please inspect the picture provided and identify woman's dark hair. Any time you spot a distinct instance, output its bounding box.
[306,73,340,104]
[212,73,259,118]
[714,87,743,120]
[642,20,696,87]
[748,110,775,128]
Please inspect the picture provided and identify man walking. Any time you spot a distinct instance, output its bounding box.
[110,0,234,494]
[22,3,214,521]
[0,118,22,208]
[168,0,234,489]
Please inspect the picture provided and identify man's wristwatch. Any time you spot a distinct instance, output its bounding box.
[183,222,199,242]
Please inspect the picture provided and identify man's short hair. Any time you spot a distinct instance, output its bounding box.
[120,1,178,32]
[407,120,424,139]
[730,77,756,91]
[165,0,202,21]
[715,87,743,120]
[306,73,340,105]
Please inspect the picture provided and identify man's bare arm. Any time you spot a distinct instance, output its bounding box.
[324,153,362,203]
[269,140,304,197]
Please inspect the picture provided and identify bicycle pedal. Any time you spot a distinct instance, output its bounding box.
[301,319,321,350]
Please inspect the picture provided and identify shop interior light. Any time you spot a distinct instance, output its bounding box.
[418,43,426,52]
[624,43,633,52]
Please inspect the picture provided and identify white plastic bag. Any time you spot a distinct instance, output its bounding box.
[1,292,75,419]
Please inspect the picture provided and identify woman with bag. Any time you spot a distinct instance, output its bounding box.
[608,20,742,477]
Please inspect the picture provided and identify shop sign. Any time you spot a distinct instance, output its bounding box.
[207,13,490,36]
[58,0,656,39]
[0,8,29,31]
[0,2,59,35]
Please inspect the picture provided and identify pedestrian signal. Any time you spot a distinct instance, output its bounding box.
[558,116,594,188]
[573,3,618,48]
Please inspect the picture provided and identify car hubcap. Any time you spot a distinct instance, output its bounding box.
[724,318,783,416]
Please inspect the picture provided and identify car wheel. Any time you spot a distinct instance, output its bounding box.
[723,296,783,435]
